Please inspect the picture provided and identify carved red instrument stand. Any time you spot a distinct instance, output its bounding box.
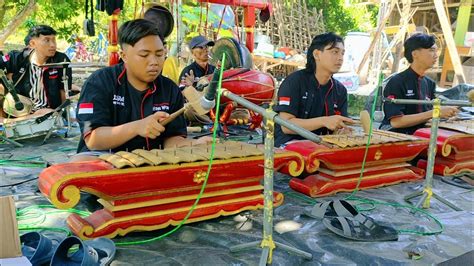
[415,127,474,176]
[39,145,303,239]
[207,68,274,133]
[283,135,429,197]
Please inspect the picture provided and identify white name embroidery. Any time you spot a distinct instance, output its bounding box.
[153,105,170,111]
[113,95,125,106]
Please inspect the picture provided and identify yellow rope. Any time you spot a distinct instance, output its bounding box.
[422,188,433,209]
[260,235,276,264]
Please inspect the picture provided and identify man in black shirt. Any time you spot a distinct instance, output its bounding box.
[179,35,215,89]
[381,33,458,135]
[274,32,354,147]
[0,25,72,121]
[73,19,210,162]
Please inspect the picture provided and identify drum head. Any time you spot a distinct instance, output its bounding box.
[3,93,32,117]
[211,38,253,69]
[144,5,174,39]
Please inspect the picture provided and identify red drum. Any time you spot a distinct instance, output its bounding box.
[207,68,275,105]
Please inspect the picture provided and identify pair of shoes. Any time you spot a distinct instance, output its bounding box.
[303,199,398,242]
[51,236,116,265]
[21,232,116,266]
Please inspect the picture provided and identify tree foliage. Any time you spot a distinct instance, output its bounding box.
[0,0,139,45]
[0,0,378,48]
[307,0,378,35]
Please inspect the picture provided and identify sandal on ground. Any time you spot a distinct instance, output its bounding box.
[50,236,116,266]
[21,232,60,266]
[323,214,398,242]
[440,176,474,190]
[303,199,359,219]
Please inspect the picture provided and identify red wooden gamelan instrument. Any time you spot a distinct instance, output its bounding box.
[283,130,429,197]
[198,0,272,52]
[39,141,304,239]
[205,68,275,131]
[415,120,474,176]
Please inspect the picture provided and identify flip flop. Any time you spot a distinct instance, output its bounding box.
[323,214,398,242]
[303,200,359,219]
[50,236,116,266]
[440,176,474,190]
[21,232,59,266]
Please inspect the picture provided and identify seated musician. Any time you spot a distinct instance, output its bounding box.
[179,35,216,89]
[274,32,354,147]
[380,33,459,135]
[72,19,210,162]
[0,25,72,123]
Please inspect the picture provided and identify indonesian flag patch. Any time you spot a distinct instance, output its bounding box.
[78,103,94,114]
[1,54,10,62]
[279,97,291,106]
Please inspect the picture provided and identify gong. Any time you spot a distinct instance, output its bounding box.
[211,37,253,69]
[144,4,174,39]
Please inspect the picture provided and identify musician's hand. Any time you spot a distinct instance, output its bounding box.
[181,70,195,87]
[439,106,459,119]
[334,126,353,135]
[193,136,216,145]
[137,111,169,139]
[323,115,355,131]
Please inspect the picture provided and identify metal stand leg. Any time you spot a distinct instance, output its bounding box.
[229,109,312,265]
[404,99,462,211]
[62,59,71,138]
[0,134,23,147]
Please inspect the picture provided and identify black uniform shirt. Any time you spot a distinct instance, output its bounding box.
[0,48,72,109]
[76,63,187,153]
[273,69,348,147]
[178,61,215,88]
[380,67,436,135]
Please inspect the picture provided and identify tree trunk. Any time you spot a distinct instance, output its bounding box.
[0,0,37,48]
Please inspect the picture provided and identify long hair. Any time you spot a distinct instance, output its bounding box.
[305,32,344,73]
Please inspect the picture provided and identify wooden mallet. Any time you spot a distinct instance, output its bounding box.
[160,86,211,126]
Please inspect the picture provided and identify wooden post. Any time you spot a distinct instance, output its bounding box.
[357,0,396,75]
[434,0,466,84]
[454,0,472,46]
[108,10,121,66]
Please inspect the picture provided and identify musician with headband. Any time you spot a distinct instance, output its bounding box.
[274,32,354,147]
[0,25,72,122]
[380,33,459,135]
[179,35,216,89]
[72,19,210,162]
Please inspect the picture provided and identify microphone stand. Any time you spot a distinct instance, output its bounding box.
[385,97,473,211]
[62,60,72,137]
[224,89,316,265]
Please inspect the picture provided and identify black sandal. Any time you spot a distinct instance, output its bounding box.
[323,213,398,242]
[304,199,359,219]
